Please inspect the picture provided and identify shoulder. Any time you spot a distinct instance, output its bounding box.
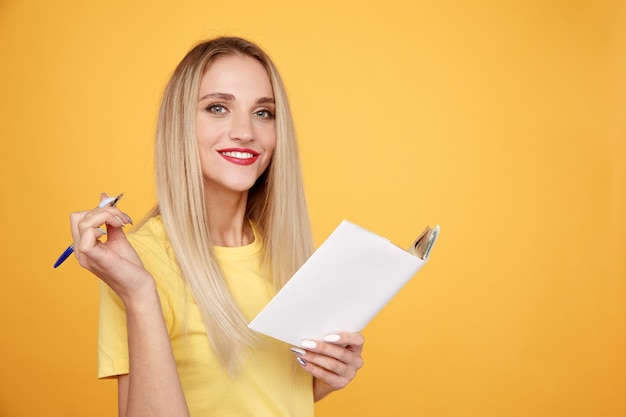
[127,216,186,306]
[127,215,165,242]
[126,216,179,274]
[127,216,169,252]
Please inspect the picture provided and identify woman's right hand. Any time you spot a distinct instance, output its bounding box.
[73,195,190,417]
[70,193,151,302]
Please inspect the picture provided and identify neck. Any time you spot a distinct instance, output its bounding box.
[204,189,253,247]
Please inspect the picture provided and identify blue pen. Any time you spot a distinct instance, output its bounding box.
[53,193,124,268]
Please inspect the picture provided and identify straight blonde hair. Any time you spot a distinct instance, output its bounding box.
[150,37,313,373]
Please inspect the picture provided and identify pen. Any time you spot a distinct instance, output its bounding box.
[53,193,124,268]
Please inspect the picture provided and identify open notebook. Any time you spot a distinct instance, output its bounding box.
[248,220,440,346]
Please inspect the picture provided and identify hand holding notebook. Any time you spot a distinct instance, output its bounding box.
[249,220,440,346]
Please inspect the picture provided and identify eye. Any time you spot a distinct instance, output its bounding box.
[206,103,228,114]
[254,109,275,119]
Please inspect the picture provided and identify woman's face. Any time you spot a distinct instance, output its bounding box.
[196,54,276,197]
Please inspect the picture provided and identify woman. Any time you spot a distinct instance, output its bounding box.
[70,36,364,416]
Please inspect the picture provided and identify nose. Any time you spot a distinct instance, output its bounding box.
[228,112,254,142]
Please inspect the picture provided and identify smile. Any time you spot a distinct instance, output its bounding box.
[218,149,260,166]
[220,151,256,159]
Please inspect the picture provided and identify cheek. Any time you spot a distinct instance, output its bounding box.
[259,132,276,171]
[265,137,277,164]
[196,125,215,145]
[265,125,277,151]
[196,117,227,143]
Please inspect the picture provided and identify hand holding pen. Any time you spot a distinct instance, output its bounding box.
[54,193,130,268]
[60,193,156,304]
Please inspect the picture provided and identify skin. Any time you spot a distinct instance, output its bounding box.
[70,55,363,416]
[195,54,277,246]
[71,199,188,417]
[300,333,365,401]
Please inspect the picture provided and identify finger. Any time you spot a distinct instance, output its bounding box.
[322,332,365,352]
[69,193,120,243]
[300,333,365,360]
[98,192,110,206]
[300,340,350,365]
[98,192,124,208]
[299,344,363,373]
[69,209,126,255]
[72,210,129,257]
[78,209,128,234]
[73,221,132,269]
[295,343,363,378]
[70,210,91,244]
[89,201,132,224]
[73,226,108,264]
[294,355,353,391]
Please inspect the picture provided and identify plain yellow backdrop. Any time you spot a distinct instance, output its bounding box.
[1,0,624,416]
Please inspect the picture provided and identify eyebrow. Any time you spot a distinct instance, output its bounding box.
[198,92,275,104]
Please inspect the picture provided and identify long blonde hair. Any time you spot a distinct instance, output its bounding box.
[151,37,313,373]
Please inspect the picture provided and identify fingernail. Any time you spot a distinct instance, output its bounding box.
[324,334,341,342]
[123,213,134,225]
[301,340,317,349]
[296,357,308,367]
[114,215,126,227]
[290,347,306,356]
[96,227,107,235]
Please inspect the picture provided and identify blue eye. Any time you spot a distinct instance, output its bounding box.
[255,109,275,119]
[207,104,227,114]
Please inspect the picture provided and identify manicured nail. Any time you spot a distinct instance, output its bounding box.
[296,357,308,367]
[114,215,126,227]
[301,340,317,349]
[123,213,134,225]
[324,334,341,342]
[290,347,306,356]
[96,227,107,235]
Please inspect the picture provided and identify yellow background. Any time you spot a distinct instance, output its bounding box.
[1,0,624,416]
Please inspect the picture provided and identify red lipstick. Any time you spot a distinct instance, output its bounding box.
[218,148,260,166]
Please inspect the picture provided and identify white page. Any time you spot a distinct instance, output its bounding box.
[248,220,429,346]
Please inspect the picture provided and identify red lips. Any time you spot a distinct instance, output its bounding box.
[218,148,260,166]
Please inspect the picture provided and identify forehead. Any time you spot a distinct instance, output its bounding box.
[199,54,273,97]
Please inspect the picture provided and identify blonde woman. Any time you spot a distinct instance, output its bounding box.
[69,37,364,417]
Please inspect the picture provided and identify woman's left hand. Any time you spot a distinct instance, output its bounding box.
[292,332,365,401]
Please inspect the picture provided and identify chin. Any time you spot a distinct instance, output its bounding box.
[204,180,257,195]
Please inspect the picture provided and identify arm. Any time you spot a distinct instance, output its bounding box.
[70,196,190,417]
[114,277,189,417]
[291,332,365,401]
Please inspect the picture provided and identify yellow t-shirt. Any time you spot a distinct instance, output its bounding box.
[98,216,314,417]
